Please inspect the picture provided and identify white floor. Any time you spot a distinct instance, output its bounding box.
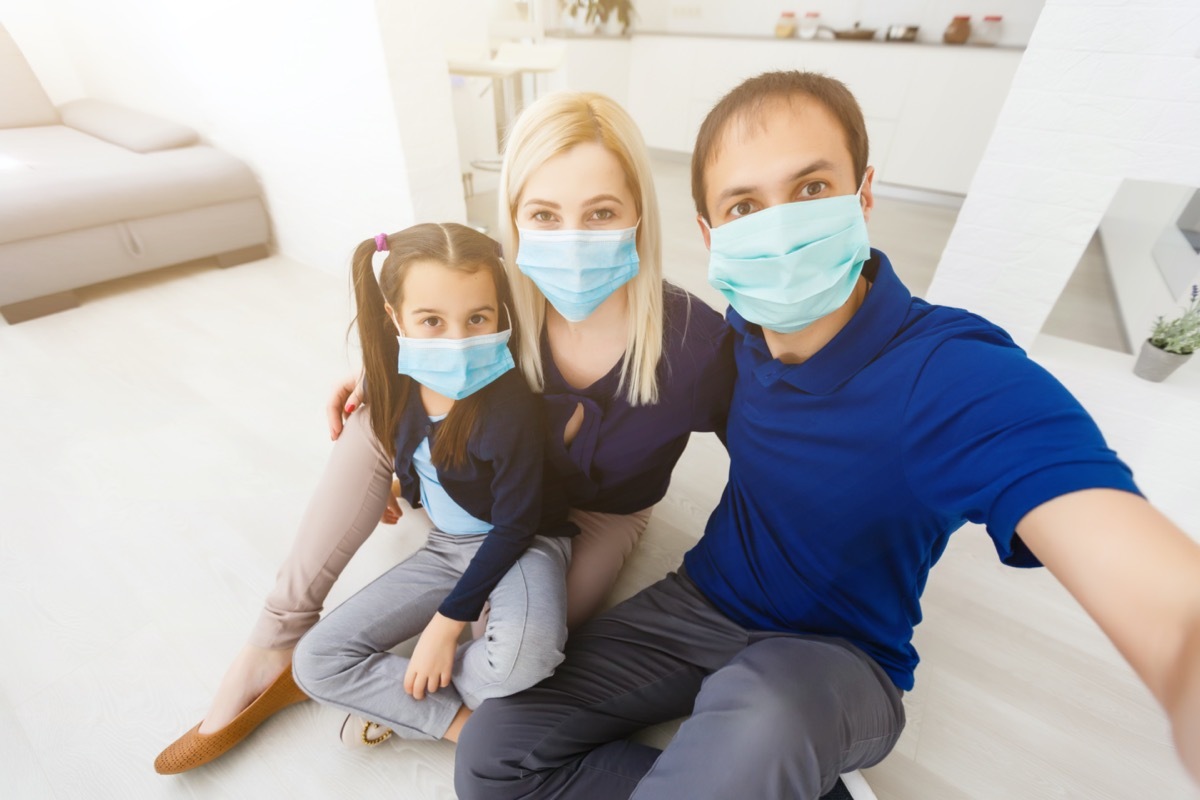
[3,162,1199,799]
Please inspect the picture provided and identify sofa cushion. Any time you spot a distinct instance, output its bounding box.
[0,25,60,129]
[59,99,200,153]
[0,126,263,244]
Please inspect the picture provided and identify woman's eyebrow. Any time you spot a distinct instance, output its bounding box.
[582,194,623,206]
[522,198,560,209]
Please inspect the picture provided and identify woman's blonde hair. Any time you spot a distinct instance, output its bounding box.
[498,91,663,406]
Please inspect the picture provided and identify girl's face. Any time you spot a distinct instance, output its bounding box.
[517,141,638,231]
[391,259,501,340]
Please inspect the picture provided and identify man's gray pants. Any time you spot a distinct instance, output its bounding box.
[292,532,571,740]
[455,567,906,800]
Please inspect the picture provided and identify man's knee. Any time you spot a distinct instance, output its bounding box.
[454,698,535,800]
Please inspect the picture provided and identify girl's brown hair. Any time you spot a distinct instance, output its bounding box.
[351,222,515,470]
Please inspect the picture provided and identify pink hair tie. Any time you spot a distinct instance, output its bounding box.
[374,233,389,252]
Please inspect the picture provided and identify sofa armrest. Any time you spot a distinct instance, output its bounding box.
[58,98,199,153]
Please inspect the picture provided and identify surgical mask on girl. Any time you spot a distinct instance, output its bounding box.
[705,181,871,334]
[515,225,640,322]
[393,327,515,401]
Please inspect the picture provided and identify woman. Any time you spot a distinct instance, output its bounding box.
[155,91,734,773]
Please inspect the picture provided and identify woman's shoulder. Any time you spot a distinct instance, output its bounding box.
[661,282,729,351]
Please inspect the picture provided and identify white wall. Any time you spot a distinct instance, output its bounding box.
[4,0,468,274]
[0,0,83,102]
[926,0,1200,349]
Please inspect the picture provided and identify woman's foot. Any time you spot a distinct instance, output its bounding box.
[339,714,393,747]
[155,661,309,774]
[199,644,294,733]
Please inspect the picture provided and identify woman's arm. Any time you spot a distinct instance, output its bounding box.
[1018,489,1200,784]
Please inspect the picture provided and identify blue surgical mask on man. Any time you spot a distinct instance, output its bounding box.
[393,327,515,400]
[515,225,640,322]
[705,180,871,334]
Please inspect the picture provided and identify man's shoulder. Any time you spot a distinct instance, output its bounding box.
[892,298,1023,364]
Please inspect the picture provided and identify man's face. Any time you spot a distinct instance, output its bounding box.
[698,97,874,245]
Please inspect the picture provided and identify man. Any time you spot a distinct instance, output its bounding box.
[455,71,1200,799]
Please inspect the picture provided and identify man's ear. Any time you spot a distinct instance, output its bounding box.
[860,166,876,223]
[697,213,712,251]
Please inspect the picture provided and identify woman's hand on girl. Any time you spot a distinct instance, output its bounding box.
[405,613,466,700]
[327,373,366,440]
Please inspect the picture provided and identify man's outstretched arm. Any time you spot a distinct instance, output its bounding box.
[1018,488,1200,785]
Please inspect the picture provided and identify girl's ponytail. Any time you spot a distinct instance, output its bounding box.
[350,235,407,461]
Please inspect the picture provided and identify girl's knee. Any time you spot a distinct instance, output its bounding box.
[291,628,357,696]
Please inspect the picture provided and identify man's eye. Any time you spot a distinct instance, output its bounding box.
[801,181,828,197]
[730,201,755,218]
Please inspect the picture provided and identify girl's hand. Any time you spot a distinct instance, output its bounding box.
[327,373,366,440]
[404,613,466,700]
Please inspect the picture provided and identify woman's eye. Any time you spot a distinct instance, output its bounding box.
[730,201,755,218]
[591,208,615,221]
[532,210,555,223]
[420,317,441,328]
[801,181,828,198]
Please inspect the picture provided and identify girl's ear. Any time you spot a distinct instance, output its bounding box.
[383,304,402,335]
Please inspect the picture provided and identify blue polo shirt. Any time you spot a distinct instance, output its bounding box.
[683,250,1140,691]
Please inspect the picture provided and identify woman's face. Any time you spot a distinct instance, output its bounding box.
[391,259,501,340]
[516,141,638,231]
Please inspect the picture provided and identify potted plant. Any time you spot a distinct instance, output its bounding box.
[598,0,635,35]
[1133,284,1200,382]
[562,0,601,34]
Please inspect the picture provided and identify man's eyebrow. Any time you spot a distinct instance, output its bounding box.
[714,159,838,205]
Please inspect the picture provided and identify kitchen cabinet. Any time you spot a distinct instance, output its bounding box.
[550,33,1023,196]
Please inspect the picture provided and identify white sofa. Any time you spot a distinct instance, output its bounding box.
[0,25,270,324]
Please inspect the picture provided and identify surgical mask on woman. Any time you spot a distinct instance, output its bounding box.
[705,183,870,334]
[515,225,640,322]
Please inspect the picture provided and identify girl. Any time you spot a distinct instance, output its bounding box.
[156,223,571,771]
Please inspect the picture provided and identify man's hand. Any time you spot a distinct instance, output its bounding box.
[404,613,466,700]
[327,373,365,440]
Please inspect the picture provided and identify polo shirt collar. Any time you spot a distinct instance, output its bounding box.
[727,249,913,395]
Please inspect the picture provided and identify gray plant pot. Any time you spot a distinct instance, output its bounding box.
[1133,340,1192,382]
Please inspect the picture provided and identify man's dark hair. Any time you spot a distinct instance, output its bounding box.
[691,71,869,222]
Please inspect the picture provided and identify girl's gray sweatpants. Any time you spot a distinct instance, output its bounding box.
[291,531,571,740]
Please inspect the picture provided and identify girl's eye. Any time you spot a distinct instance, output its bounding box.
[468,314,488,326]
[800,181,828,198]
[730,200,755,218]
[420,317,441,328]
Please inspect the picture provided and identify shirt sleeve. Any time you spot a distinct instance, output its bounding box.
[690,321,735,442]
[900,333,1141,567]
[437,381,546,621]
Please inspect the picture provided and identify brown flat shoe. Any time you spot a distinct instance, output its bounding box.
[154,666,310,774]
